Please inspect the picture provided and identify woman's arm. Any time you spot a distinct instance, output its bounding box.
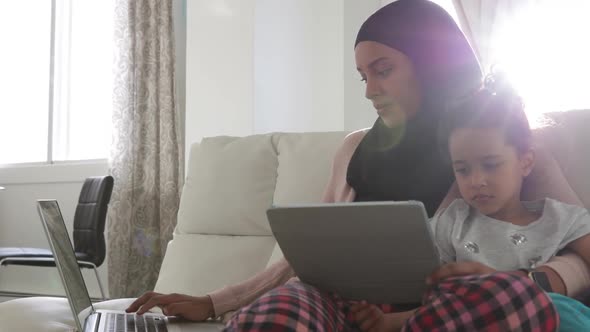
[523,145,590,297]
[543,252,590,298]
[539,233,590,297]
[127,257,296,319]
[565,234,590,279]
[427,262,569,295]
[208,258,295,316]
[547,205,590,297]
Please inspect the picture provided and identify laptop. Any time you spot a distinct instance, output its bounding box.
[266,201,441,304]
[37,199,172,332]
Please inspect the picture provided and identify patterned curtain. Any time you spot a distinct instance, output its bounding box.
[108,0,184,298]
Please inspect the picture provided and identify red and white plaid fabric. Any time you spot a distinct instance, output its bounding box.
[224,273,558,331]
[224,280,350,331]
[404,272,558,332]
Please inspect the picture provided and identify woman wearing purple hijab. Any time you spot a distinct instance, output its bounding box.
[129,1,589,330]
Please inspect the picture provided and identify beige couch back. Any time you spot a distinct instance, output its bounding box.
[535,110,590,209]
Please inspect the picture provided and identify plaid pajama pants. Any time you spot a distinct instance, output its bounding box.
[223,272,558,331]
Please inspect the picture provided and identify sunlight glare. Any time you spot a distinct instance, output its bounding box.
[492,1,590,128]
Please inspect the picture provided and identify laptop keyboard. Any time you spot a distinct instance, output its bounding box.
[105,313,168,332]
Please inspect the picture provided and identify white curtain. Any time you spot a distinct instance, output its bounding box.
[108,0,184,298]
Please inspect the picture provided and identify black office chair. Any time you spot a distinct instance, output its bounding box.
[0,175,114,300]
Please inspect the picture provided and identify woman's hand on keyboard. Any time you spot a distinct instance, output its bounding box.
[126,292,215,321]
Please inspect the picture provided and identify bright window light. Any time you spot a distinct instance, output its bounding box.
[491,1,590,123]
[0,0,114,165]
[0,0,51,164]
[53,0,114,161]
[434,0,589,126]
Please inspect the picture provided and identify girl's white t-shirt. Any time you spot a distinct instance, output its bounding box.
[431,198,590,271]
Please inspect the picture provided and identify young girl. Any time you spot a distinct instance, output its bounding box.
[352,82,590,331]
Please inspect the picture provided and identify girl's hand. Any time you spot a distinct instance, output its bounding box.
[427,262,496,285]
[350,301,406,332]
[350,301,389,332]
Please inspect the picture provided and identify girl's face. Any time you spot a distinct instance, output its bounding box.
[355,41,422,128]
[449,127,535,220]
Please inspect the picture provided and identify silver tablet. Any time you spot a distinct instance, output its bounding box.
[267,201,441,304]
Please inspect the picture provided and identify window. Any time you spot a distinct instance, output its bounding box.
[434,0,590,123]
[491,1,590,120]
[0,0,114,165]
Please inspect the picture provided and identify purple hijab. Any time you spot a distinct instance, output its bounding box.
[347,0,481,216]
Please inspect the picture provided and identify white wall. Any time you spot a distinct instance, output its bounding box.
[254,0,345,133]
[185,0,381,152]
[343,0,381,130]
[185,0,255,160]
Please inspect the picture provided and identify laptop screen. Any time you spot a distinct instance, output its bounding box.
[37,199,94,329]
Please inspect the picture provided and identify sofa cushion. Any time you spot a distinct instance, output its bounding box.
[155,234,276,295]
[273,132,349,205]
[536,110,590,209]
[176,135,278,236]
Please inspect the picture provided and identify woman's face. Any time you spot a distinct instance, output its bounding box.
[355,41,422,128]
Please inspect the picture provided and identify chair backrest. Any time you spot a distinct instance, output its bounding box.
[72,176,114,267]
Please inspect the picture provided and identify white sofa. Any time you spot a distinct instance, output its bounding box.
[0,109,589,331]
